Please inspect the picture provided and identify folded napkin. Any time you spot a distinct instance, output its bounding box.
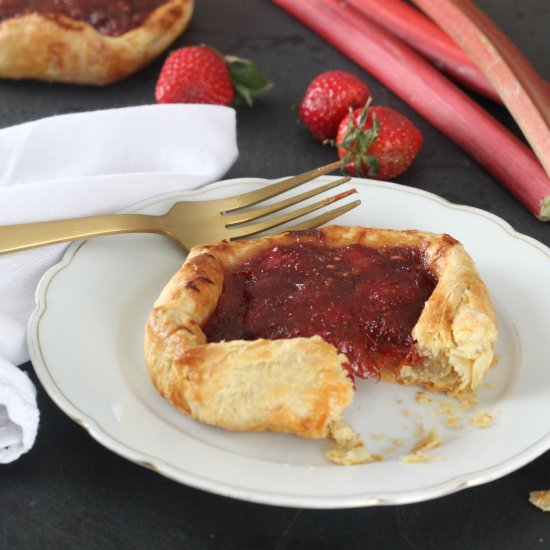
[0,104,238,463]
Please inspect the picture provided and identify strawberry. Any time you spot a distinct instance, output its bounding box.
[299,70,371,141]
[336,102,423,180]
[155,45,272,106]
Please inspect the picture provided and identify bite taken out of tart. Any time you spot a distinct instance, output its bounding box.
[144,225,498,465]
[0,0,194,84]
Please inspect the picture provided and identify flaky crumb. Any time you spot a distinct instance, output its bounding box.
[400,452,444,464]
[327,418,382,465]
[415,422,427,438]
[411,429,441,453]
[327,445,382,466]
[445,416,462,429]
[457,392,478,411]
[415,391,433,405]
[400,428,443,463]
[402,409,414,417]
[471,410,495,428]
[435,399,456,417]
[329,417,361,447]
[392,438,405,447]
[370,433,385,441]
[530,490,550,512]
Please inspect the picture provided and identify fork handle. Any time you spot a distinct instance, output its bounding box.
[0,213,161,255]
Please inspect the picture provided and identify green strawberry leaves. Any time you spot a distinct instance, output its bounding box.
[225,55,273,107]
[339,101,380,177]
[204,45,272,106]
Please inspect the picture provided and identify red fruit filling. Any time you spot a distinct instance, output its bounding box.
[0,0,168,36]
[203,239,437,380]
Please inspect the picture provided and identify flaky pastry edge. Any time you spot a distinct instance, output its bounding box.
[0,0,193,84]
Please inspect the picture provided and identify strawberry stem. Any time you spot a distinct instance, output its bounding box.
[339,102,380,177]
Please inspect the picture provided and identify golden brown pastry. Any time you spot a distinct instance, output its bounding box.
[529,490,550,512]
[0,0,194,85]
[144,225,498,461]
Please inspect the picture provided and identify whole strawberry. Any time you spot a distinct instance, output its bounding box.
[336,102,423,180]
[155,45,272,106]
[299,70,371,141]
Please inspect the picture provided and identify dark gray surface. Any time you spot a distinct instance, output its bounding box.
[1,1,549,548]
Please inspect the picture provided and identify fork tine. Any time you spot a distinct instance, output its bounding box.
[220,161,343,213]
[224,176,351,226]
[229,189,358,239]
[283,200,362,232]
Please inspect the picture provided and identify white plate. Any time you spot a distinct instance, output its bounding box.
[28,176,550,508]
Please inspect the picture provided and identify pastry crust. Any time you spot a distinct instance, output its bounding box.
[529,490,550,512]
[145,226,497,445]
[0,0,194,85]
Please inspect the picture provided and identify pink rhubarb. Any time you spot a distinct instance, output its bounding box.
[346,0,500,102]
[411,0,550,178]
[273,0,550,220]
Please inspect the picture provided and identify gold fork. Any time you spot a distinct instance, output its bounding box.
[0,162,360,254]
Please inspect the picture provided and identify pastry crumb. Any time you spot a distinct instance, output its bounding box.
[415,391,433,405]
[402,409,414,417]
[400,452,444,464]
[471,410,495,428]
[327,418,382,465]
[529,490,550,512]
[457,391,478,411]
[392,438,405,447]
[327,445,382,466]
[400,428,443,464]
[411,428,441,453]
[435,399,456,417]
[444,416,462,429]
[370,432,385,441]
[415,422,427,438]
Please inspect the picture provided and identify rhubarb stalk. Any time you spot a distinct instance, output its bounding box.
[411,0,550,178]
[272,0,550,220]
[345,0,501,103]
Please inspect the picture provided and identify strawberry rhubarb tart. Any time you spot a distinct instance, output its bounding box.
[0,0,194,84]
[144,226,497,464]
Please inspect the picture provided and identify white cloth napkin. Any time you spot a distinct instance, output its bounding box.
[0,104,238,463]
